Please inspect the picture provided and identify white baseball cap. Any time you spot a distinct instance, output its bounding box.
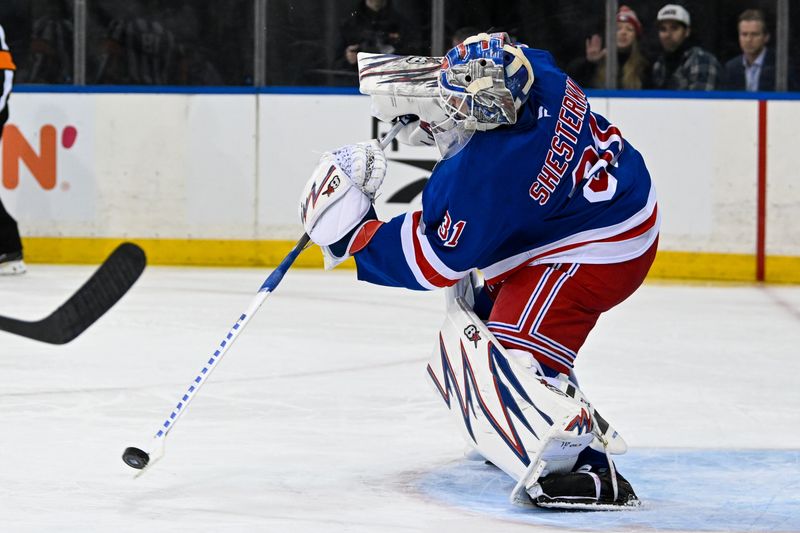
[657,4,691,26]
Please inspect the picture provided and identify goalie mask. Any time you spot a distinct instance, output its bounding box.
[434,32,534,157]
[357,32,533,159]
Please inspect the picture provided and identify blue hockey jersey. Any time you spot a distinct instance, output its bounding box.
[351,48,659,291]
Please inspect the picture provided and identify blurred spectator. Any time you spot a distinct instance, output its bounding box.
[26,2,73,84]
[450,26,480,48]
[337,0,418,63]
[161,3,223,85]
[0,23,26,275]
[722,9,778,91]
[174,44,223,85]
[330,43,360,83]
[567,5,651,90]
[652,4,722,90]
[93,3,177,84]
[331,0,420,86]
[90,0,248,86]
[515,1,603,71]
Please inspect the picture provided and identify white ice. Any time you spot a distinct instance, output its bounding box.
[0,264,798,532]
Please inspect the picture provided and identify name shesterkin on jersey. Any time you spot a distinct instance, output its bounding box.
[345,48,659,291]
[530,77,589,205]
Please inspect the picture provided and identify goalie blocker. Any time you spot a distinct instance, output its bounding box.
[426,272,640,509]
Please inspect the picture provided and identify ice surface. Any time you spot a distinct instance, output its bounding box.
[0,265,798,532]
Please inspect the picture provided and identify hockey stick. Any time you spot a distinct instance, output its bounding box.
[0,242,146,344]
[122,116,414,472]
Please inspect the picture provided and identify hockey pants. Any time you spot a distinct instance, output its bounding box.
[486,238,659,376]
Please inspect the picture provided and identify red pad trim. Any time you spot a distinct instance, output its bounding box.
[349,220,384,255]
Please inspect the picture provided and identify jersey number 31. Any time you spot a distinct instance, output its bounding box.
[438,211,466,247]
[573,146,617,203]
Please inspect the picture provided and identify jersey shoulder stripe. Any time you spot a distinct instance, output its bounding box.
[400,211,469,290]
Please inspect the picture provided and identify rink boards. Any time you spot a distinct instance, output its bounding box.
[1,90,798,283]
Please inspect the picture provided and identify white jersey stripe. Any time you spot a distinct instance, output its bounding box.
[400,212,438,290]
[401,211,470,290]
[482,184,659,281]
[535,221,658,267]
[415,220,470,281]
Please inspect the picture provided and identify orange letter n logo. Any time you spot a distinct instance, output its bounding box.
[2,125,57,190]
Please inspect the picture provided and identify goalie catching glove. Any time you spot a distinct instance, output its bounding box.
[299,141,387,266]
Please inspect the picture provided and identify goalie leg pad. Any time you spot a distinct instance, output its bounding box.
[429,272,639,508]
[427,274,598,492]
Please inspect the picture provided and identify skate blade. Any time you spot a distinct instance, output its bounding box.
[535,497,642,511]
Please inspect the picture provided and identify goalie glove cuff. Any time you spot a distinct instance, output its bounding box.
[322,205,379,269]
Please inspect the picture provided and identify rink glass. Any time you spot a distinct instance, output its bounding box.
[0,0,796,92]
[0,0,74,84]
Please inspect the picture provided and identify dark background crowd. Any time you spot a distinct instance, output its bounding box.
[0,0,798,91]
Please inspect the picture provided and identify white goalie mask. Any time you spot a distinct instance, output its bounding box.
[434,32,534,158]
[357,33,533,159]
[432,55,516,159]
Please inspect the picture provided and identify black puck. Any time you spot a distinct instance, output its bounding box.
[122,447,150,469]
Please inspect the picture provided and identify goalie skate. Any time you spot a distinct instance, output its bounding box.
[528,463,641,510]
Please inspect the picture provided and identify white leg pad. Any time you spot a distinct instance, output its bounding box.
[426,275,597,504]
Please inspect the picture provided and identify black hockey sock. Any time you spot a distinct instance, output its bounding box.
[0,197,23,255]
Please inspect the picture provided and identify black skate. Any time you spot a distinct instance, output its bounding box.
[528,464,641,510]
[0,250,26,275]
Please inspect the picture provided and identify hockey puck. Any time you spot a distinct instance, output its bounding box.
[122,447,150,469]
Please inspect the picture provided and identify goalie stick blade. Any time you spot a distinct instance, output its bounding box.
[0,242,147,345]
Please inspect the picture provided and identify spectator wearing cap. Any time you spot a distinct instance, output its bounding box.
[652,4,722,90]
[722,9,788,92]
[567,5,651,90]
